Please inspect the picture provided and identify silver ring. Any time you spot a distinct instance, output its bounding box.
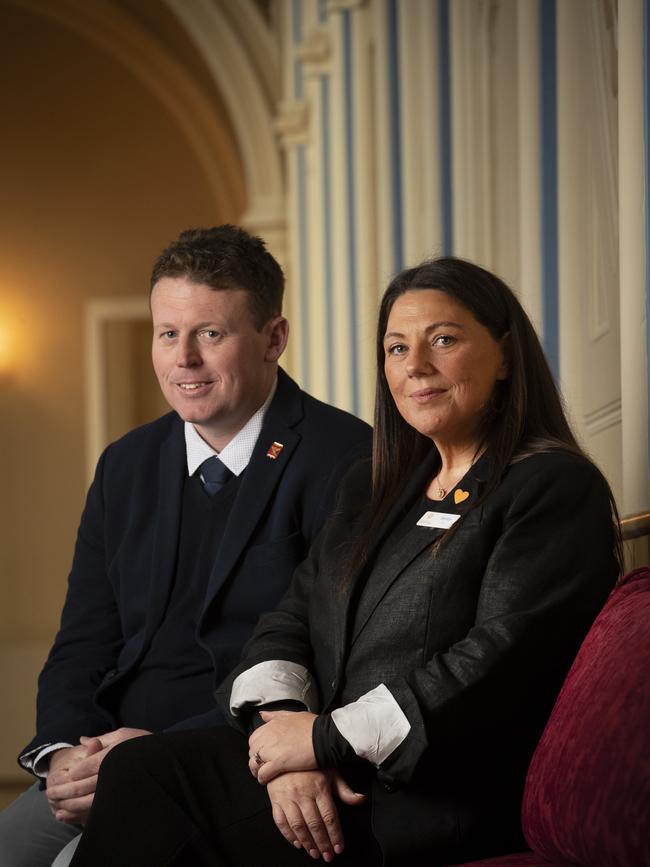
[254,751,264,766]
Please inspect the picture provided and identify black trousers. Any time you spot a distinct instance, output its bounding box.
[69,727,382,867]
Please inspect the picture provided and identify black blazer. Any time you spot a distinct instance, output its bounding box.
[21,369,371,760]
[220,448,619,865]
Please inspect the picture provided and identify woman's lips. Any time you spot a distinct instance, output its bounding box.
[410,387,446,403]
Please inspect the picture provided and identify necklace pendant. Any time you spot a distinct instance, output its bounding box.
[436,487,446,499]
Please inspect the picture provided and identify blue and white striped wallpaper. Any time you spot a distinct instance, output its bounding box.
[539,0,559,380]
[280,0,647,505]
[438,0,453,257]
[645,0,650,466]
[341,8,361,415]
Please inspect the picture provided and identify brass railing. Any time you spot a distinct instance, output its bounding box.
[620,511,650,541]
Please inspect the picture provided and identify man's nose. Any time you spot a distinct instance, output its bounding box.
[175,336,201,367]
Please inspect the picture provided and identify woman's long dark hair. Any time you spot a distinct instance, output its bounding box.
[345,256,622,582]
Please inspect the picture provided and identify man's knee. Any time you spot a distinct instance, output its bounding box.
[0,783,78,867]
[51,834,81,867]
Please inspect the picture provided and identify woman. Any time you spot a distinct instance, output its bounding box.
[69,258,620,866]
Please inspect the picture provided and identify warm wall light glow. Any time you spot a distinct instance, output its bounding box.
[0,321,14,374]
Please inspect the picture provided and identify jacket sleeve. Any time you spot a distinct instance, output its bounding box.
[20,449,122,763]
[214,457,372,729]
[215,543,319,731]
[376,455,619,786]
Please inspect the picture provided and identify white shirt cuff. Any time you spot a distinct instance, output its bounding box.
[20,743,73,778]
[331,683,411,766]
[229,660,318,716]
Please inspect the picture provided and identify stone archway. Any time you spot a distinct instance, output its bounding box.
[163,0,287,252]
[2,0,248,220]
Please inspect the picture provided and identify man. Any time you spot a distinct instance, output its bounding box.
[0,225,371,866]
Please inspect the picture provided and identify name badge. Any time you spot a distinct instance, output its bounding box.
[417,511,461,530]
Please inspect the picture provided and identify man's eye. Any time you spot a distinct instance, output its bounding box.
[161,331,176,339]
[201,330,220,339]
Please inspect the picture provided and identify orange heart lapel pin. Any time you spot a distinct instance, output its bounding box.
[454,489,470,505]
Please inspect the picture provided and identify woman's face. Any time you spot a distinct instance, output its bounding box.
[383,289,508,447]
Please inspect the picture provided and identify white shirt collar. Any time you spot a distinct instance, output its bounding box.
[184,377,277,478]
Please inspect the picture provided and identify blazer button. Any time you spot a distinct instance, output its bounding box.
[383,782,396,793]
[330,679,336,689]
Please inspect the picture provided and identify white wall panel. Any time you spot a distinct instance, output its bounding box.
[618,0,650,515]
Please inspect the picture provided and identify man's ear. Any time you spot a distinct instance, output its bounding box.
[264,316,289,362]
[497,331,510,380]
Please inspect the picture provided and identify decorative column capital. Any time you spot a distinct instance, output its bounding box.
[297,26,332,76]
[327,0,368,10]
[274,100,310,147]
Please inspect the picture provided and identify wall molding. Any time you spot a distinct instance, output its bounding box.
[584,398,622,436]
[275,99,311,146]
[164,0,286,236]
[297,25,332,74]
[84,297,150,484]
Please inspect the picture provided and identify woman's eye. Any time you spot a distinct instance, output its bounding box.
[387,343,407,356]
[433,335,455,347]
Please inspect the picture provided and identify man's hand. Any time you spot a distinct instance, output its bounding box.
[267,769,365,862]
[249,710,318,784]
[46,727,150,825]
[46,740,103,826]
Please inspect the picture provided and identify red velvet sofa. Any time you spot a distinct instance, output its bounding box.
[456,567,650,867]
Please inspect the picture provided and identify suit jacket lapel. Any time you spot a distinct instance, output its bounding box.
[337,450,439,654]
[202,371,303,607]
[345,450,486,648]
[144,418,186,639]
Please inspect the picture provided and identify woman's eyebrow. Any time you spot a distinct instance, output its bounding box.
[384,320,463,340]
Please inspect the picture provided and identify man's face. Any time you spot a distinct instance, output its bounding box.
[151,276,287,451]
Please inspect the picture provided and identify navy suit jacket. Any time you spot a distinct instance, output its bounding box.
[21,369,371,760]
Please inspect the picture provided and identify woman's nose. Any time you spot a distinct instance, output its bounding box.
[406,344,433,376]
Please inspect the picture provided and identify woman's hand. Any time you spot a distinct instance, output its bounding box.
[267,769,366,862]
[248,710,318,784]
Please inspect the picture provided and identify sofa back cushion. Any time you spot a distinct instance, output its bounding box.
[522,567,650,866]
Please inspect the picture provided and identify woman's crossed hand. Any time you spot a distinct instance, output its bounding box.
[249,711,365,860]
[267,769,365,862]
[248,710,317,784]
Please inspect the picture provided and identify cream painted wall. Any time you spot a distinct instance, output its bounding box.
[0,1,245,781]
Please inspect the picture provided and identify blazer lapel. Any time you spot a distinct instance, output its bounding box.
[143,418,186,639]
[346,451,486,647]
[202,371,303,607]
[336,451,439,655]
[348,524,444,646]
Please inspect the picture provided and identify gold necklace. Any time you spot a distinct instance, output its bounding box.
[433,475,446,499]
[432,464,472,500]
